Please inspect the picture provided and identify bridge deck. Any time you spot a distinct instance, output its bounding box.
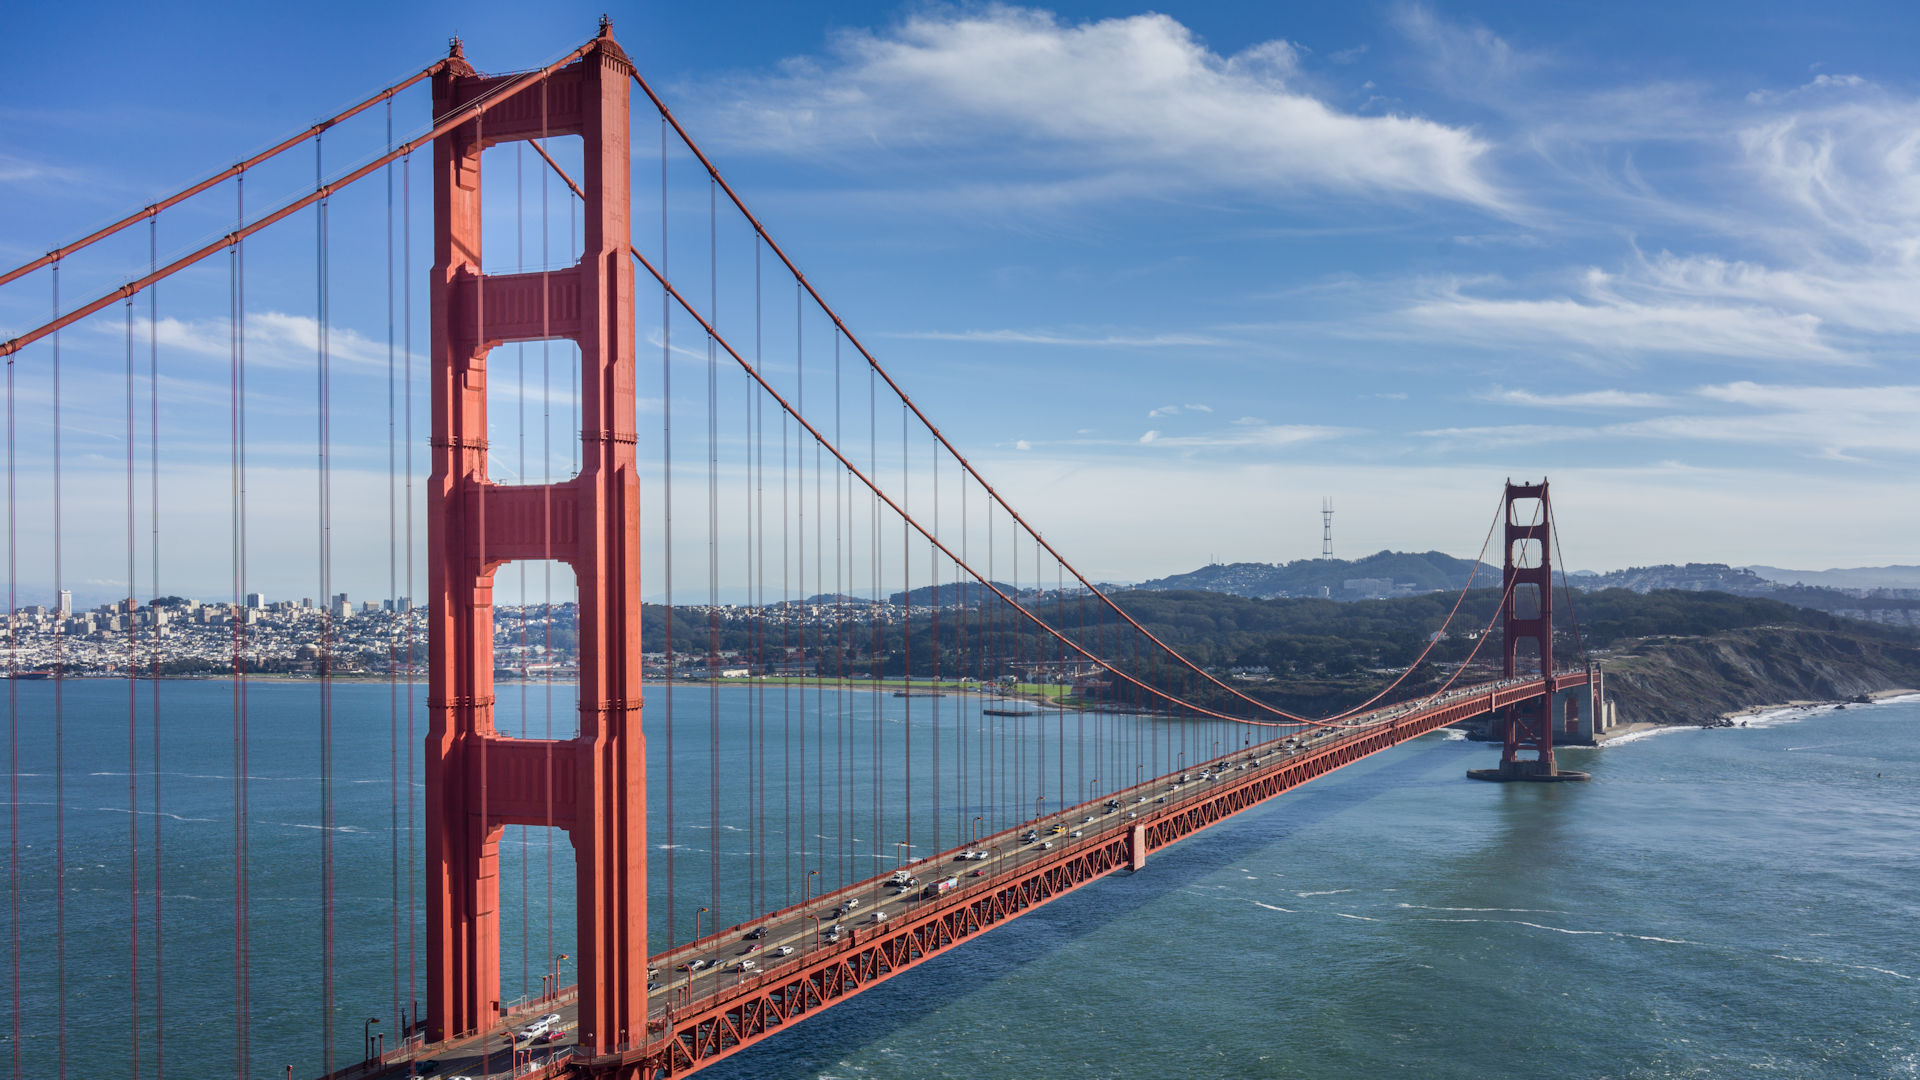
[616,672,1580,1075]
[355,673,1582,1079]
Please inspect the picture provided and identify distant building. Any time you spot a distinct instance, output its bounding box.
[245,592,265,609]
[56,589,72,617]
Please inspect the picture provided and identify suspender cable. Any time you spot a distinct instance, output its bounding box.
[901,399,911,858]
[146,218,165,1080]
[403,145,419,1039]
[706,176,720,935]
[124,296,141,1079]
[385,96,402,1039]
[539,79,555,1007]
[315,133,337,1079]
[5,315,15,1080]
[516,140,530,1001]
[659,114,676,948]
[229,175,250,1078]
[51,260,65,1080]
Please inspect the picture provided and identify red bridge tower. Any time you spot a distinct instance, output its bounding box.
[425,25,650,1067]
[1470,479,1589,782]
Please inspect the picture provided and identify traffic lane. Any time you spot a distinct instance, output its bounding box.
[383,1007,577,1078]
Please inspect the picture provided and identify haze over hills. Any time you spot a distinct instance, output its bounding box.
[1744,565,1920,591]
[1134,550,1496,601]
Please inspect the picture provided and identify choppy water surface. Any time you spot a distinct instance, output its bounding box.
[704,695,1920,1080]
[7,684,1916,1078]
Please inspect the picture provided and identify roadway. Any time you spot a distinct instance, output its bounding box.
[377,673,1554,1077]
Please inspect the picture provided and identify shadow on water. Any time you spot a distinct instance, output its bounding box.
[700,735,1466,1079]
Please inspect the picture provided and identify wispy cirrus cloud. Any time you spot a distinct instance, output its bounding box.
[886,328,1227,347]
[1147,403,1213,418]
[699,6,1507,211]
[1138,423,1351,450]
[1392,270,1850,363]
[1485,387,1674,408]
[1423,381,1920,460]
[98,312,397,374]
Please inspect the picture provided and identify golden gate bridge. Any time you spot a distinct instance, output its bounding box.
[0,22,1602,1079]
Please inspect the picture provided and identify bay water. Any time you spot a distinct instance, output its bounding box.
[6,681,1915,1077]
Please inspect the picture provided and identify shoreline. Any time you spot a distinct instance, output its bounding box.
[1593,687,1920,744]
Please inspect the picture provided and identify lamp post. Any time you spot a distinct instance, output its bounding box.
[806,913,821,954]
[805,869,819,907]
[363,1017,380,1064]
[550,953,569,1003]
[1035,794,1045,826]
[973,815,982,846]
[687,907,709,1003]
[895,841,909,869]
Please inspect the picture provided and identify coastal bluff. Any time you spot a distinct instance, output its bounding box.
[1599,625,1920,726]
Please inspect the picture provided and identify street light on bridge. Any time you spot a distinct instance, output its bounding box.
[363,1017,380,1064]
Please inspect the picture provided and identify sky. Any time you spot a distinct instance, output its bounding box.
[1,1,1917,605]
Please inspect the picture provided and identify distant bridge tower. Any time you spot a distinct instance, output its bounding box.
[1321,497,1334,559]
[425,24,650,1070]
[1471,478,1588,782]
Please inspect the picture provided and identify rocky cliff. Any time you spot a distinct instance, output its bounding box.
[1599,625,1920,726]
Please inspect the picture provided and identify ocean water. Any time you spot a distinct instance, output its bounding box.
[5,683,1916,1078]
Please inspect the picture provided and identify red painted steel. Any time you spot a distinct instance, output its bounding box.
[1499,481,1556,772]
[596,673,1585,1077]
[425,26,649,1070]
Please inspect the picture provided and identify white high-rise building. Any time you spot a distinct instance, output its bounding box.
[56,589,72,617]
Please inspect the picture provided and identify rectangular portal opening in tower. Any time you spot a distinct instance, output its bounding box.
[492,559,582,739]
[494,822,581,1012]
[1510,635,1543,678]
[1511,537,1544,568]
[1511,581,1542,621]
[486,337,586,488]
[480,137,588,277]
[1508,494,1544,527]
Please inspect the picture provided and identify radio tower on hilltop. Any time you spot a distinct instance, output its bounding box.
[1321,497,1335,560]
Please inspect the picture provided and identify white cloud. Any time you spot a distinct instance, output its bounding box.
[1487,388,1674,408]
[890,328,1226,347]
[113,312,397,373]
[1394,271,1848,363]
[1014,439,1032,451]
[1138,423,1350,450]
[1391,3,1544,106]
[1425,381,1920,460]
[704,6,1506,210]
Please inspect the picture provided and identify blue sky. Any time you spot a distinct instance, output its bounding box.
[2,1,1917,603]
